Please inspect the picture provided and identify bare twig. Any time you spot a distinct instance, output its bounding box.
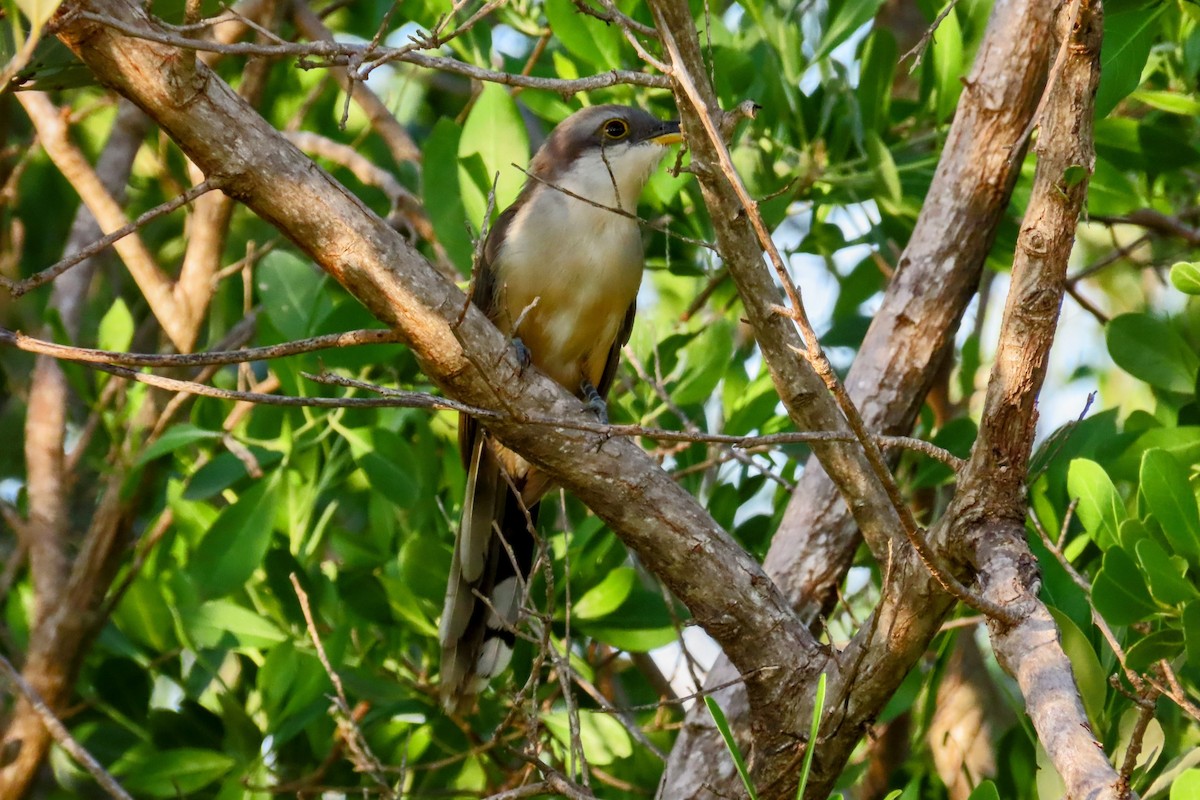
[2,180,219,297]
[0,654,134,800]
[73,12,671,93]
[289,573,394,795]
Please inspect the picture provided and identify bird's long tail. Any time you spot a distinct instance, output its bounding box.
[438,430,537,713]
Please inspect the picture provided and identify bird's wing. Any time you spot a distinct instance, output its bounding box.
[596,301,637,400]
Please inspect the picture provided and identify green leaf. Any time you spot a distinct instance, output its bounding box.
[705,696,758,800]
[1048,608,1107,729]
[1067,458,1124,550]
[136,424,224,466]
[814,0,887,61]
[1107,313,1199,394]
[967,781,1001,800]
[797,673,826,799]
[1114,705,1165,769]
[1184,601,1200,666]
[572,566,636,620]
[1171,262,1200,295]
[1135,538,1199,605]
[112,747,236,797]
[576,587,677,651]
[97,297,134,353]
[543,0,620,70]
[1123,628,1180,671]
[1130,89,1200,115]
[1092,546,1158,625]
[190,478,280,598]
[1119,517,1152,551]
[856,29,896,132]
[865,131,901,205]
[542,709,632,766]
[257,250,328,341]
[181,599,287,649]
[422,117,474,274]
[930,1,963,121]
[1094,0,1168,119]
[458,83,529,230]
[1140,449,1200,560]
[674,322,736,405]
[1172,769,1200,800]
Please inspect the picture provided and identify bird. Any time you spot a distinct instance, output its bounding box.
[438,104,683,712]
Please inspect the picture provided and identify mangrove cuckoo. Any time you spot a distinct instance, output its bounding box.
[439,105,683,711]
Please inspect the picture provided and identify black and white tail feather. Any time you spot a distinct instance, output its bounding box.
[438,423,537,713]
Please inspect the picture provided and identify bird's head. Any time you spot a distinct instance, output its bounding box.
[526,105,683,209]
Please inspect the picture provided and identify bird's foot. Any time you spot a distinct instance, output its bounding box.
[580,378,609,425]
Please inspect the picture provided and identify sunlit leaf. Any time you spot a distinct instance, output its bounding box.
[1141,449,1200,561]
[1067,458,1124,550]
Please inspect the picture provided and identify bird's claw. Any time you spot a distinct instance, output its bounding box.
[580,379,609,425]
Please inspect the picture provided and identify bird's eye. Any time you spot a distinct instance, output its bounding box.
[602,118,630,140]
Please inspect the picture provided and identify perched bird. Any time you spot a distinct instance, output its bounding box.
[439,105,683,712]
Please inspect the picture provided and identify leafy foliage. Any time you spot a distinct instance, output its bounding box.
[1,0,1200,797]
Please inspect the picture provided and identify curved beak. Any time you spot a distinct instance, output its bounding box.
[647,119,684,146]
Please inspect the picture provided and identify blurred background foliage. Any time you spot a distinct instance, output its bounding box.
[2,0,1200,797]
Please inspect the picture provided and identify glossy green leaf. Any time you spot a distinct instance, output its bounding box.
[543,0,620,70]
[1131,89,1200,115]
[931,1,963,121]
[575,586,677,651]
[1092,546,1158,625]
[1107,313,1199,394]
[1094,0,1167,118]
[1171,261,1200,295]
[458,83,529,229]
[1067,458,1124,550]
[1141,449,1200,560]
[1136,537,1199,605]
[572,566,636,620]
[182,599,287,649]
[1119,517,1152,551]
[190,478,280,598]
[1048,608,1107,729]
[1126,628,1184,671]
[1172,769,1200,800]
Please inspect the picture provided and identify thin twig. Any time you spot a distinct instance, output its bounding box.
[0,655,134,800]
[289,574,394,795]
[73,11,671,94]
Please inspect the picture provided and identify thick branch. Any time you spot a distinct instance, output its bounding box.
[954,2,1122,797]
[658,0,1066,792]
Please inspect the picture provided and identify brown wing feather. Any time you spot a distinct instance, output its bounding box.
[596,302,636,400]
